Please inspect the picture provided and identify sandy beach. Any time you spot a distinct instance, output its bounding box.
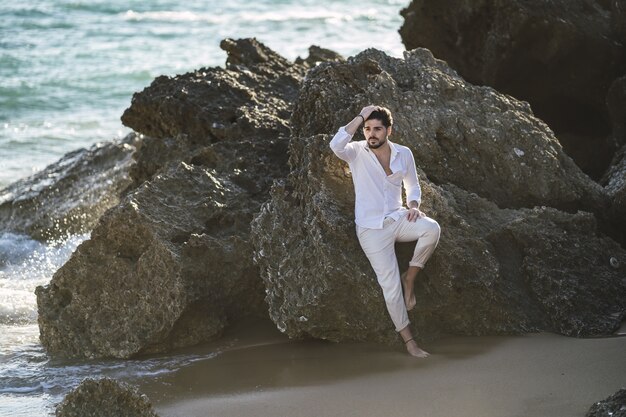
[134,320,626,417]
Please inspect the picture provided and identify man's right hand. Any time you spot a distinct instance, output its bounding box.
[359,105,378,121]
[345,105,378,135]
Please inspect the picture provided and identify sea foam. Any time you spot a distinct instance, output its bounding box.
[0,232,87,325]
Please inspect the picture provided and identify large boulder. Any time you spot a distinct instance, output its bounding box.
[121,38,343,144]
[0,134,138,241]
[36,39,340,358]
[253,47,625,343]
[122,39,343,191]
[56,378,159,417]
[251,133,626,344]
[37,159,270,358]
[399,0,626,179]
[292,48,606,214]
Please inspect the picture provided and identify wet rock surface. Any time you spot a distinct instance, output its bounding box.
[586,388,626,417]
[36,39,335,358]
[399,0,626,179]
[56,378,159,417]
[0,134,138,241]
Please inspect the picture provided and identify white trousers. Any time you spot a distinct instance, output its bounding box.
[356,214,441,332]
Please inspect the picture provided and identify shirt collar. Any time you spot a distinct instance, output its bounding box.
[388,140,399,159]
[363,139,398,159]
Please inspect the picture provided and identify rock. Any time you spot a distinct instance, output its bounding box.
[0,134,138,241]
[126,133,194,190]
[601,144,626,243]
[488,206,626,337]
[251,133,626,344]
[122,38,343,190]
[291,47,606,214]
[600,75,626,244]
[586,388,626,417]
[36,142,286,358]
[253,136,394,343]
[399,0,626,179]
[38,162,230,358]
[611,0,626,43]
[34,36,625,358]
[607,75,626,148]
[295,45,346,68]
[56,378,158,417]
[121,38,310,143]
[603,143,626,203]
[36,39,340,358]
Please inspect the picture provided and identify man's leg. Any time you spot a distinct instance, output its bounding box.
[396,215,441,310]
[401,266,421,311]
[357,220,430,358]
[357,221,409,334]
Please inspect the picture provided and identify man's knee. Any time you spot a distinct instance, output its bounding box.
[425,218,441,241]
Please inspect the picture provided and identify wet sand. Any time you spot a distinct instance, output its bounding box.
[137,320,626,417]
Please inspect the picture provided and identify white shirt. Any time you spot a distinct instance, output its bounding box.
[330,126,422,229]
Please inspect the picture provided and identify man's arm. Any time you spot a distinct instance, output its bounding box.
[404,150,423,222]
[329,105,379,162]
[408,200,420,210]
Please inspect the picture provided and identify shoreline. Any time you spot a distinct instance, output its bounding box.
[134,320,626,417]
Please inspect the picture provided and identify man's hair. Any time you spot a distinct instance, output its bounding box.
[366,106,393,128]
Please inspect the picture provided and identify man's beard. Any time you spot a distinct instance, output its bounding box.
[367,137,387,149]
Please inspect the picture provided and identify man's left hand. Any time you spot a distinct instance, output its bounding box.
[407,207,424,222]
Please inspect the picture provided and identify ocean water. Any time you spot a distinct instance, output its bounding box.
[0,0,408,189]
[0,0,409,415]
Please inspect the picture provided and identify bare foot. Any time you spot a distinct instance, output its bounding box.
[401,271,416,311]
[405,339,430,358]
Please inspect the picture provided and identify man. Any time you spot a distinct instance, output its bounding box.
[330,105,441,358]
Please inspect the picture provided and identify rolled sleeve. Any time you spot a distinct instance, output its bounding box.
[330,126,357,162]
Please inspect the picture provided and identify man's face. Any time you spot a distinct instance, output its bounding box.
[363,119,391,149]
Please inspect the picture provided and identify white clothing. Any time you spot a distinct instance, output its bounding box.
[330,125,440,333]
[357,215,440,331]
[329,126,422,229]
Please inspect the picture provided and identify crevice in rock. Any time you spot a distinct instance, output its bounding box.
[485,229,547,328]
[170,233,191,245]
